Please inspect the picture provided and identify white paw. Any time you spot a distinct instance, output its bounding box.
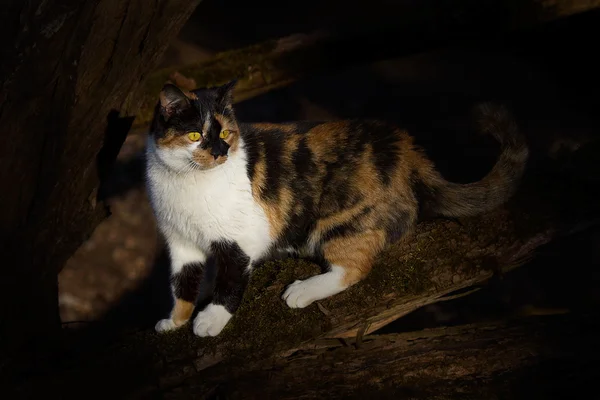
[155,318,180,333]
[193,303,232,337]
[282,279,318,308]
[282,268,347,309]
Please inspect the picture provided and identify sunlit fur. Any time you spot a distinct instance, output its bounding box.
[146,81,528,337]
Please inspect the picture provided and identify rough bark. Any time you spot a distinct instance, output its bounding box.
[171,313,600,399]
[0,0,202,361]
[133,0,600,128]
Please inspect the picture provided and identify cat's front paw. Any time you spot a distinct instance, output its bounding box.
[282,279,316,308]
[193,303,232,337]
[155,318,181,333]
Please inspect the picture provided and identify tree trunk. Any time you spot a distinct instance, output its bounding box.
[0,0,202,362]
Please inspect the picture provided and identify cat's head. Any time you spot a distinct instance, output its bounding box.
[150,80,240,172]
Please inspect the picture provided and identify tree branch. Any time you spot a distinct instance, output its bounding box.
[133,0,600,128]
[9,166,598,397]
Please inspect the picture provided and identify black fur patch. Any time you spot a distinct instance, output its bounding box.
[171,262,204,303]
[261,131,285,202]
[277,136,319,248]
[383,209,414,244]
[240,125,287,202]
[279,197,316,249]
[321,206,373,242]
[370,124,400,185]
[241,124,261,181]
[210,240,251,313]
[321,222,357,242]
[201,115,230,159]
[354,120,399,185]
[292,137,317,175]
[320,160,362,214]
[410,169,439,219]
[152,99,203,141]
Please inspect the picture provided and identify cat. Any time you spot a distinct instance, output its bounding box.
[145,80,528,337]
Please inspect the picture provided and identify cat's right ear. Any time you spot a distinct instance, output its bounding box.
[159,84,190,120]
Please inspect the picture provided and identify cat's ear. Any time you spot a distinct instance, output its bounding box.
[159,84,190,120]
[214,79,237,106]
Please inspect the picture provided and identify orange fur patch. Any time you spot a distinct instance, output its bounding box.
[172,299,195,326]
[214,114,241,152]
[251,123,296,134]
[323,229,386,286]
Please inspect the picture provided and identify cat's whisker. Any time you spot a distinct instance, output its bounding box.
[177,159,196,176]
[179,163,194,179]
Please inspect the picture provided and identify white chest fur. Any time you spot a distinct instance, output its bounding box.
[145,139,272,261]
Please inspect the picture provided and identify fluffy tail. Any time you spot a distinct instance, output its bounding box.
[418,103,529,218]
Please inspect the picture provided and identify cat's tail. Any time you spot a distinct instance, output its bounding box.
[417,102,529,218]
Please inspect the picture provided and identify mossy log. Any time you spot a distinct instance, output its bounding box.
[132,0,600,129]
[7,159,598,398]
[168,313,600,399]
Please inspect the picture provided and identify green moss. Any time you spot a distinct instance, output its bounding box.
[210,258,330,360]
[140,234,449,362]
[129,257,330,364]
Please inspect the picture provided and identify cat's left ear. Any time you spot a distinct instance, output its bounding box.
[214,79,237,106]
[159,84,191,120]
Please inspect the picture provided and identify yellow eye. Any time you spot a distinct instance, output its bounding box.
[219,129,230,139]
[188,131,201,141]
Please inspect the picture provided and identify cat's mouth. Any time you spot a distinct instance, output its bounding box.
[190,150,228,170]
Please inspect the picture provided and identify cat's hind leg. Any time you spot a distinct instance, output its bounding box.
[156,237,206,333]
[282,229,386,308]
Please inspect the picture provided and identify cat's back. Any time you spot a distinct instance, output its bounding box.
[240,120,409,182]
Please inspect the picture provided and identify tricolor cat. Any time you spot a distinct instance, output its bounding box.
[145,81,528,337]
